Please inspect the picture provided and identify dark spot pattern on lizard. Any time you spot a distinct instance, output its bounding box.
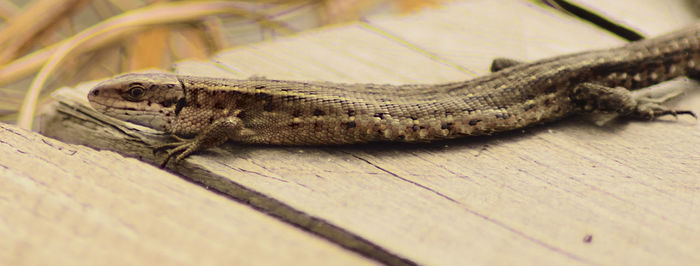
[161,98,176,108]
[174,98,186,115]
[374,113,387,119]
[236,111,247,119]
[255,92,272,100]
[214,101,226,109]
[187,90,201,108]
[85,24,700,166]
[496,113,511,119]
[544,98,554,107]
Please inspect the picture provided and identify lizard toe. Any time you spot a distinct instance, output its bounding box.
[632,102,695,120]
[158,141,196,167]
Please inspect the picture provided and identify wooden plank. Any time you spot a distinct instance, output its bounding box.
[566,0,698,35]
[365,0,627,74]
[42,0,700,265]
[0,122,378,265]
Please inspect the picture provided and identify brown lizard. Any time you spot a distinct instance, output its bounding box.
[88,24,699,167]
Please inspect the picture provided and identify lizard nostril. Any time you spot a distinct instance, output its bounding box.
[91,90,99,96]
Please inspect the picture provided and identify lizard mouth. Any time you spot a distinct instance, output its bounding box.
[88,99,172,132]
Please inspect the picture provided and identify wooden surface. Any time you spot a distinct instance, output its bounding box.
[571,0,699,35]
[7,0,700,265]
[0,123,376,266]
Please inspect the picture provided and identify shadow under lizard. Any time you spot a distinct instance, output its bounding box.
[88,23,700,167]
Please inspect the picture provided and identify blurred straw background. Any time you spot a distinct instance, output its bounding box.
[0,0,448,129]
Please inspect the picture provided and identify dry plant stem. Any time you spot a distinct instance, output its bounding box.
[127,27,172,69]
[0,0,88,64]
[0,2,299,88]
[0,25,145,88]
[0,0,20,20]
[168,26,211,61]
[16,1,297,130]
[201,17,229,51]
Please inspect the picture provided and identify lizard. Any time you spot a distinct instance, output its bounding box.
[88,23,700,167]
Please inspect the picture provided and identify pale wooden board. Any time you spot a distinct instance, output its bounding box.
[0,122,378,266]
[41,0,700,265]
[207,24,469,83]
[365,0,627,74]
[568,0,698,35]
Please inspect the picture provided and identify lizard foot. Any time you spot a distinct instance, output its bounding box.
[153,138,202,167]
[573,82,696,120]
[152,116,254,167]
[631,92,697,120]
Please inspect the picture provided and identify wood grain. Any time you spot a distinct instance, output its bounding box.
[39,0,700,265]
[0,125,377,265]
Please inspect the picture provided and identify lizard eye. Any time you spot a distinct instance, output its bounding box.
[125,85,145,100]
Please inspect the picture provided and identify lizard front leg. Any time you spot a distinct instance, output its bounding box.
[571,82,696,120]
[154,116,254,167]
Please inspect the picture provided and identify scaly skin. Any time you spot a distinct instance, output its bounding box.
[88,23,700,166]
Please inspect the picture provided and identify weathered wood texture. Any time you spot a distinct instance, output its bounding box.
[36,0,700,265]
[0,123,377,266]
[571,0,699,35]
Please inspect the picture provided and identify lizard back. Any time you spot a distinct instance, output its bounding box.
[88,23,700,146]
[172,24,700,145]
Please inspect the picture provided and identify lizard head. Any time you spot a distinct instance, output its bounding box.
[88,72,184,132]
